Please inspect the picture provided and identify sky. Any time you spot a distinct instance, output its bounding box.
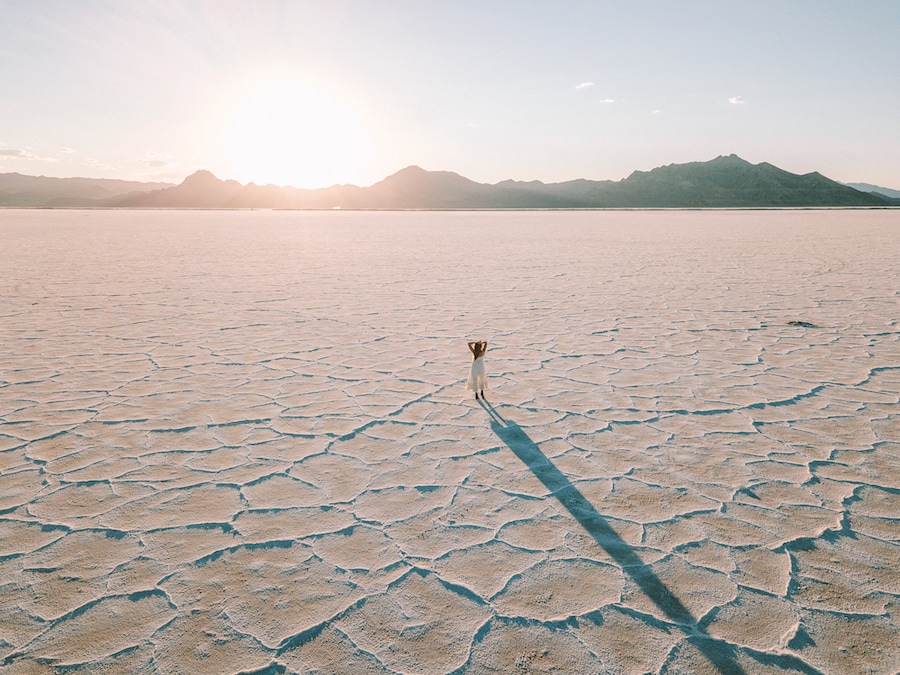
[2,0,899,189]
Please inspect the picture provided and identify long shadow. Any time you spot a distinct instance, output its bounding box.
[480,398,746,675]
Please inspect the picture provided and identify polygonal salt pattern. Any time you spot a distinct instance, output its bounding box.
[1,209,899,673]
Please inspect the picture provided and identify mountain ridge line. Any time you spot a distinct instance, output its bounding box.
[2,155,898,209]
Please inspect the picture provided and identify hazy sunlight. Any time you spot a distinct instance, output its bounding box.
[227,74,370,189]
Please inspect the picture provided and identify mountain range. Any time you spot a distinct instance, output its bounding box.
[843,182,900,201]
[0,173,171,207]
[2,155,898,209]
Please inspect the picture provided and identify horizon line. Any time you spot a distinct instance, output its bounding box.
[3,154,900,195]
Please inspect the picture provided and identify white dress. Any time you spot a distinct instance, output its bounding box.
[467,356,487,391]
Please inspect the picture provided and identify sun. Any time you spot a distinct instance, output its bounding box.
[227,74,371,189]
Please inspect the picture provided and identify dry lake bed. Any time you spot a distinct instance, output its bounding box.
[1,208,898,674]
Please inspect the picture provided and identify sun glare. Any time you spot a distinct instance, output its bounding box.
[227,75,370,189]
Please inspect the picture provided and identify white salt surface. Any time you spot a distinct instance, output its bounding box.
[1,208,899,674]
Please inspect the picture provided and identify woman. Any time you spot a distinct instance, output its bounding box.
[467,340,488,399]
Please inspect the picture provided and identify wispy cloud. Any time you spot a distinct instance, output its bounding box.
[728,96,745,105]
[600,98,616,104]
[575,82,594,90]
[140,152,180,169]
[0,147,56,161]
[83,158,117,171]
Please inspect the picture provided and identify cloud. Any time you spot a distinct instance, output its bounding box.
[728,96,745,105]
[600,98,616,104]
[83,158,117,171]
[1,148,37,159]
[140,152,180,169]
[575,82,594,89]
[0,147,56,161]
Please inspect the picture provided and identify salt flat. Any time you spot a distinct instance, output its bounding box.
[1,208,898,674]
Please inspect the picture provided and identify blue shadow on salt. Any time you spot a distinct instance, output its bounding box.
[482,398,748,674]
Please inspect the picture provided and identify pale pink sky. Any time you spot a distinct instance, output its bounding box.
[2,1,899,189]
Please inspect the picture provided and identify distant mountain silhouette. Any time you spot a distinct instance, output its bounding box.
[122,170,243,207]
[589,155,892,207]
[110,155,900,209]
[844,182,900,201]
[3,156,897,209]
[0,173,172,207]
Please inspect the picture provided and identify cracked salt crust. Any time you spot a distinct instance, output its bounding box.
[1,209,899,673]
